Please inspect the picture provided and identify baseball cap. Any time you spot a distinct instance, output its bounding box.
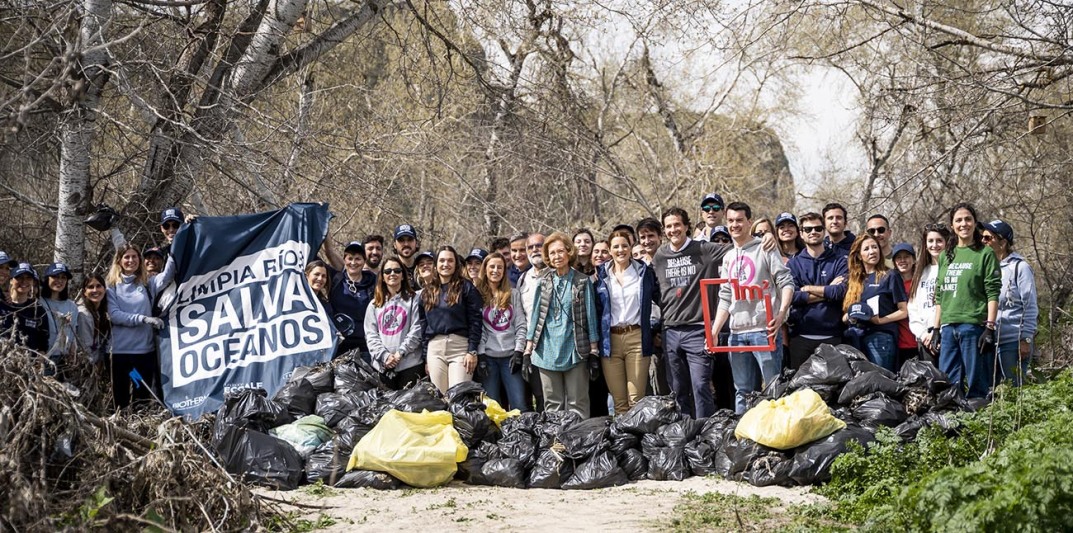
[892,242,916,259]
[700,193,724,208]
[160,207,184,225]
[712,225,730,239]
[44,262,72,279]
[344,241,366,255]
[143,246,165,259]
[984,219,1014,245]
[415,250,435,263]
[466,248,489,262]
[848,302,875,322]
[11,262,37,280]
[0,251,15,267]
[775,212,797,227]
[394,224,417,240]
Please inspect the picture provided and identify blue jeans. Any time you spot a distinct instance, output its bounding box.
[862,331,896,372]
[995,340,1030,387]
[482,356,530,412]
[940,323,988,398]
[664,325,715,419]
[728,331,783,415]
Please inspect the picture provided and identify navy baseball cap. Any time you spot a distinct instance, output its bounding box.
[775,212,797,227]
[11,262,37,280]
[701,193,724,208]
[344,241,366,255]
[143,246,165,259]
[892,242,916,259]
[160,207,184,225]
[712,225,730,239]
[394,224,417,240]
[848,302,875,322]
[0,251,15,267]
[44,262,72,279]
[466,248,489,262]
[984,219,1014,245]
[415,250,435,263]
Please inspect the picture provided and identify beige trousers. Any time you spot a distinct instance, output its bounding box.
[426,333,472,394]
[602,328,650,414]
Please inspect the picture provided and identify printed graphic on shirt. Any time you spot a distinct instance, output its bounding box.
[664,255,697,297]
[378,303,408,336]
[917,277,937,309]
[483,306,513,332]
[726,254,757,285]
[940,262,972,298]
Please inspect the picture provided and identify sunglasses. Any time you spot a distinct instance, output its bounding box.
[753,231,770,238]
[981,234,995,243]
[162,222,180,230]
[712,236,731,243]
[382,267,404,275]
[702,205,723,213]
[924,223,948,231]
[866,226,888,235]
[801,225,824,234]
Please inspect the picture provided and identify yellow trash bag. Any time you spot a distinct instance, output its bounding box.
[734,389,846,450]
[347,409,468,487]
[482,397,520,428]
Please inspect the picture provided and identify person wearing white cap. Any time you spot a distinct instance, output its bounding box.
[40,262,80,366]
[0,262,49,353]
[982,219,1037,387]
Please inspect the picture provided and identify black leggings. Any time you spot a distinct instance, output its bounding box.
[110,352,159,409]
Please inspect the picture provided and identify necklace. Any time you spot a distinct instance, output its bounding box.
[550,272,570,320]
[344,273,360,294]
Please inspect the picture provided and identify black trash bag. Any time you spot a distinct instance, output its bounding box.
[850,360,897,380]
[646,445,692,481]
[788,425,875,485]
[558,417,611,460]
[497,431,537,469]
[744,391,767,411]
[450,401,499,448]
[446,381,485,404]
[334,417,374,450]
[658,417,703,448]
[899,358,950,394]
[806,382,845,405]
[333,359,381,395]
[537,411,584,448]
[609,424,641,455]
[618,448,649,481]
[561,450,629,490]
[349,396,395,427]
[216,425,304,490]
[834,344,868,362]
[334,469,403,490]
[291,365,334,394]
[612,395,680,435]
[467,458,526,488]
[388,381,447,413]
[273,377,318,418]
[745,453,794,487]
[502,411,541,437]
[458,440,501,480]
[527,449,573,489]
[837,372,908,405]
[762,368,796,399]
[788,344,855,389]
[314,393,358,428]
[698,412,737,446]
[961,396,990,412]
[830,406,855,422]
[684,438,721,476]
[640,432,665,456]
[305,437,352,486]
[714,434,763,480]
[852,393,909,427]
[212,389,294,447]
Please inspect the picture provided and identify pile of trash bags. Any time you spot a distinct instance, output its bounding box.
[211,344,970,491]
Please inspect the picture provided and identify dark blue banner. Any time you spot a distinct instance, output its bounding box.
[158,203,337,418]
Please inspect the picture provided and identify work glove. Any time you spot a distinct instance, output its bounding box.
[522,353,533,381]
[977,327,996,355]
[587,354,601,382]
[476,354,490,380]
[929,330,941,355]
[142,316,165,330]
[509,351,524,374]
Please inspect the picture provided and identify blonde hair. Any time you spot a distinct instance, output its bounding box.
[542,232,576,267]
[106,244,147,287]
[476,253,512,309]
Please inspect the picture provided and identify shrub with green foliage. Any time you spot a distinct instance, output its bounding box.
[819,369,1073,529]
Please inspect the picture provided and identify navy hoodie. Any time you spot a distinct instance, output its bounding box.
[328,267,377,342]
[421,280,483,352]
[823,230,856,259]
[787,247,849,338]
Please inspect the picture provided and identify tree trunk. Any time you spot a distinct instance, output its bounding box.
[56,0,113,280]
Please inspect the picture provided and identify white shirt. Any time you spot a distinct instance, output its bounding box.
[608,264,642,327]
[908,264,938,340]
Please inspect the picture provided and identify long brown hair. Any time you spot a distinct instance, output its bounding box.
[422,246,464,311]
[373,256,414,307]
[106,244,146,287]
[304,260,330,303]
[843,234,890,312]
[476,253,511,310]
[910,224,951,300]
[79,273,111,340]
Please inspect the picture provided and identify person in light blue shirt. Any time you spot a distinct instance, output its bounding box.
[983,220,1038,387]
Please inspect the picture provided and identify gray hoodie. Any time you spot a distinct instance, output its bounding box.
[364,293,425,372]
[478,289,527,358]
[718,238,794,333]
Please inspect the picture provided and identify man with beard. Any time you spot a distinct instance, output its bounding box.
[363,234,385,271]
[393,224,419,276]
[517,232,546,411]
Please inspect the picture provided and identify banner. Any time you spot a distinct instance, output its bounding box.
[158,203,337,418]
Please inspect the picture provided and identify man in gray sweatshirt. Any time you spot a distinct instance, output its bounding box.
[712,202,794,414]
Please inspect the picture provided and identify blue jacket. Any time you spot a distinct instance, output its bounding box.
[823,230,856,258]
[997,253,1038,343]
[787,248,848,338]
[594,260,659,357]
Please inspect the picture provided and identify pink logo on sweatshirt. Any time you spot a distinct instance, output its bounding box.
[727,255,757,285]
[484,306,513,332]
[379,304,408,336]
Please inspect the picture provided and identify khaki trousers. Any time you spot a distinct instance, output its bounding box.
[426,333,472,394]
[602,328,650,414]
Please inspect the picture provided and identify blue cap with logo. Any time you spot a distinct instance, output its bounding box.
[775,212,797,227]
[394,224,417,240]
[344,241,366,255]
[892,242,916,259]
[984,219,1014,245]
[0,251,15,267]
[701,193,725,208]
[160,207,184,225]
[44,262,72,279]
[415,250,435,263]
[711,225,730,239]
[848,302,875,322]
[11,262,37,280]
[466,248,489,262]
[143,246,165,259]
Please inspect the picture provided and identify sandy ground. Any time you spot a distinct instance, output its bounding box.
[263,476,823,532]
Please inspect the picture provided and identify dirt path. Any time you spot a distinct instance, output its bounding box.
[265,477,823,531]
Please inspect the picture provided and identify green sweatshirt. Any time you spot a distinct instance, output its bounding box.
[936,244,1001,325]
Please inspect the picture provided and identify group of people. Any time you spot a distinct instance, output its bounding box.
[0,195,1038,418]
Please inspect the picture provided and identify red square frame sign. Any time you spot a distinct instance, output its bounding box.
[699,278,776,353]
